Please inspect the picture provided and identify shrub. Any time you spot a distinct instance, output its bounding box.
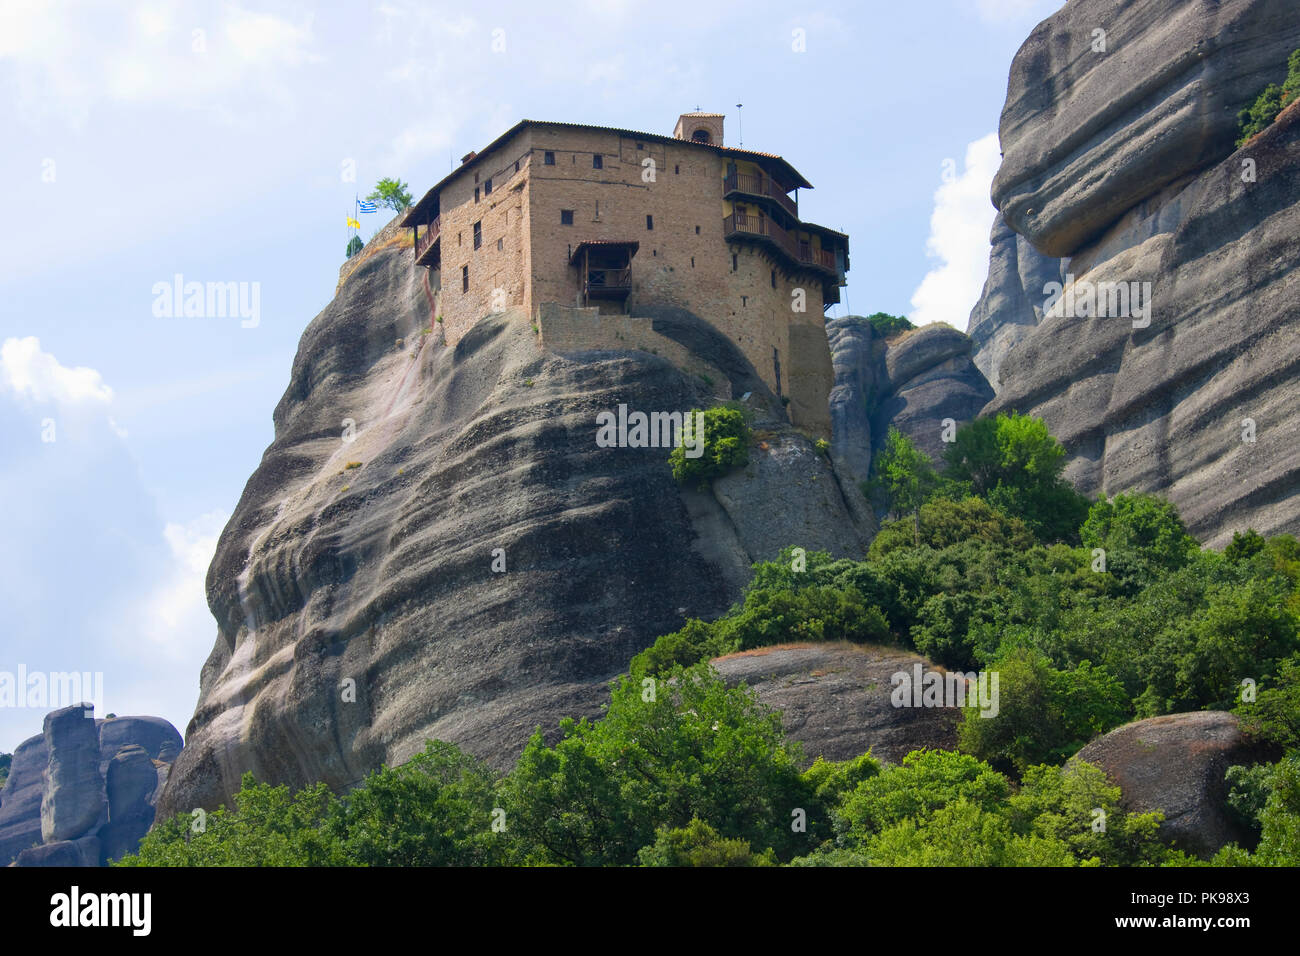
[863,312,914,338]
[636,818,776,867]
[345,235,363,259]
[669,406,751,488]
[1080,492,1198,590]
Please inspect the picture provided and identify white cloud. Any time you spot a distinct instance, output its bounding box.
[909,133,1001,328]
[0,336,114,405]
[137,511,228,658]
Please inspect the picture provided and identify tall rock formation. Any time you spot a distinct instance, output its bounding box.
[158,220,873,817]
[968,0,1300,546]
[0,711,182,866]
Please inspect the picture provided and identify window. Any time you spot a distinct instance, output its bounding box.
[462,265,469,293]
[497,238,503,251]
[690,256,695,268]
[636,141,644,149]
[732,254,738,272]
[646,214,653,230]
[544,151,555,165]
[474,187,480,203]
[594,200,600,220]
[484,178,492,195]
[561,209,574,225]
[771,269,776,288]
[473,221,481,250]
[515,161,520,172]
[593,154,603,169]
[695,225,700,234]
[674,164,679,175]
[691,128,711,143]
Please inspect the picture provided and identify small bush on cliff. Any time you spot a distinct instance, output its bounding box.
[345,235,363,259]
[668,406,750,487]
[1236,48,1300,146]
[864,312,914,338]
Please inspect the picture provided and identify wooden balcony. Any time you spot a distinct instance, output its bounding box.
[723,212,838,277]
[723,171,797,217]
[414,215,440,266]
[583,267,632,299]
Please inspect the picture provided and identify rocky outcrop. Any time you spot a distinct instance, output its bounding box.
[1073,712,1277,858]
[158,230,873,817]
[966,213,1061,388]
[0,712,183,866]
[828,317,994,476]
[991,0,1300,257]
[969,0,1300,547]
[40,705,105,844]
[710,643,959,766]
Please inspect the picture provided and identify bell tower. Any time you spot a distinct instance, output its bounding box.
[672,111,724,146]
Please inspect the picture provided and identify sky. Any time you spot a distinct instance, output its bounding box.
[0,0,1065,752]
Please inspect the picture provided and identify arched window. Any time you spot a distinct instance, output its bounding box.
[691,128,711,143]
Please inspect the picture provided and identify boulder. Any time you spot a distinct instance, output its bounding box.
[40,705,105,844]
[98,745,160,865]
[15,834,100,868]
[709,643,960,766]
[1073,711,1277,857]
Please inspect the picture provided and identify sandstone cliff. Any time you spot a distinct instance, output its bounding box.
[158,221,873,816]
[968,0,1300,547]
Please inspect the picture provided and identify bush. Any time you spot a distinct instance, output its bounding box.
[669,406,750,488]
[1235,49,1300,146]
[863,312,914,338]
[869,496,1035,558]
[345,235,364,259]
[1080,492,1198,591]
[636,818,776,867]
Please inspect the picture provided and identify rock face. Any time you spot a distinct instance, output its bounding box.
[710,643,959,766]
[828,317,993,476]
[0,713,183,866]
[969,0,1300,547]
[965,213,1061,388]
[1074,712,1276,858]
[158,228,873,817]
[40,705,105,844]
[991,0,1300,258]
[99,746,161,864]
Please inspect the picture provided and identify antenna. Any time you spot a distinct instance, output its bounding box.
[736,103,744,146]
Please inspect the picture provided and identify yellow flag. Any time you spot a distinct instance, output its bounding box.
[347,216,361,229]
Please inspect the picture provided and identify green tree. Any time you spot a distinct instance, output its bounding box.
[863,312,914,338]
[1080,492,1199,591]
[870,427,938,545]
[636,818,776,866]
[1236,652,1300,750]
[366,177,413,212]
[345,235,364,259]
[868,496,1036,558]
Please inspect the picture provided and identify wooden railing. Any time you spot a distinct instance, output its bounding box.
[723,171,797,217]
[723,212,838,275]
[585,268,632,295]
[414,215,440,261]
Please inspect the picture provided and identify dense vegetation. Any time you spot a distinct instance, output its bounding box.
[668,405,751,488]
[120,415,1299,866]
[0,752,9,789]
[1237,48,1300,146]
[862,312,915,338]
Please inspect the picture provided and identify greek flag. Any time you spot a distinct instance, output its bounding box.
[357,200,378,214]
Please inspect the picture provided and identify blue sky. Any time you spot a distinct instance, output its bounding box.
[0,0,1064,752]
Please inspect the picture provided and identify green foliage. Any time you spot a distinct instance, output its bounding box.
[636,818,777,866]
[1236,653,1300,750]
[322,741,508,866]
[941,413,1089,542]
[869,496,1035,559]
[345,235,364,259]
[0,752,9,789]
[1235,48,1300,146]
[500,664,813,865]
[1080,492,1198,591]
[366,177,413,212]
[1216,752,1300,866]
[118,773,346,866]
[802,752,882,807]
[668,406,750,488]
[863,312,914,338]
[868,427,938,543]
[1284,48,1300,108]
[958,648,1128,773]
[1224,762,1274,834]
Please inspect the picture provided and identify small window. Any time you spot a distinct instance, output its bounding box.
[691,129,710,143]
[561,209,574,225]
[690,256,695,268]
[458,232,462,246]
[484,178,492,195]
[695,225,700,234]
[741,295,748,307]
[674,164,680,175]
[593,154,603,169]
[646,215,653,230]
[497,238,503,251]
[771,269,776,288]
[544,151,555,165]
[636,141,644,149]
[462,265,469,293]
[514,161,520,172]
[732,254,738,272]
[474,187,480,203]
[473,221,481,250]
